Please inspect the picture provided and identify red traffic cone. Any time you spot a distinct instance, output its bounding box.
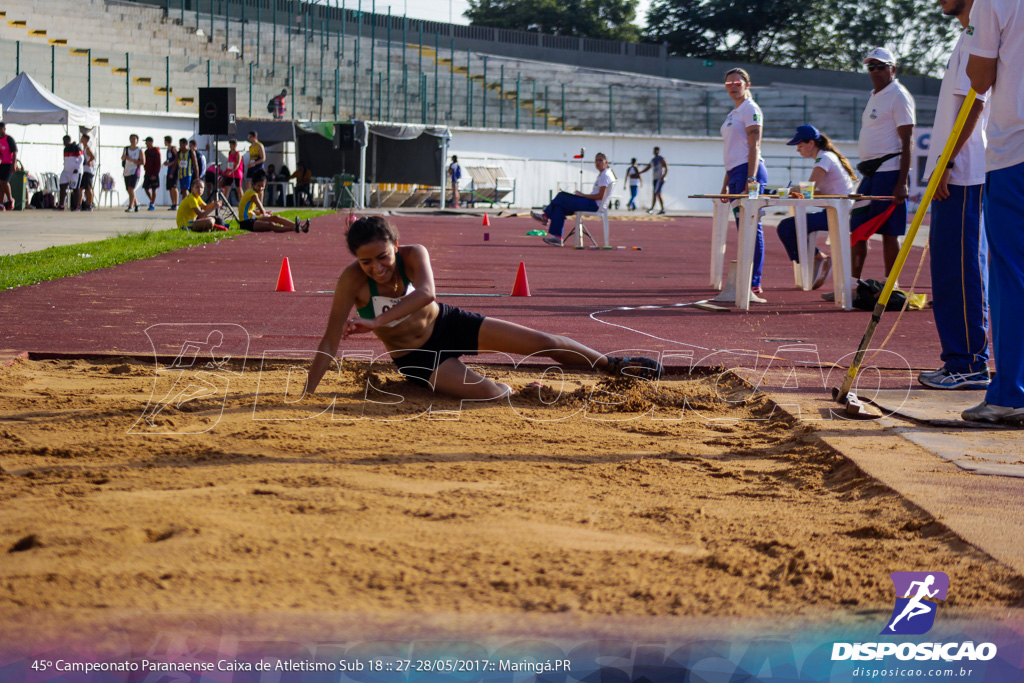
[511,261,531,297]
[276,257,295,292]
[482,213,491,227]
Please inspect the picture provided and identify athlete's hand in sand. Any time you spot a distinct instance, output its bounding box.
[343,317,376,338]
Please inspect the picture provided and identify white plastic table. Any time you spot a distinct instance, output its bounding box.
[705,195,856,311]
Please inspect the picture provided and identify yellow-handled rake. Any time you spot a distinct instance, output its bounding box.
[834,90,979,416]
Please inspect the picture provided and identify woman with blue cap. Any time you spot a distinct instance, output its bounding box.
[775,125,858,290]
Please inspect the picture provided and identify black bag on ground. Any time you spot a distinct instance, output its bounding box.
[853,278,909,312]
[856,152,902,179]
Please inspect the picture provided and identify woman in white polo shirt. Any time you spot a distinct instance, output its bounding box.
[719,68,768,298]
[775,125,858,290]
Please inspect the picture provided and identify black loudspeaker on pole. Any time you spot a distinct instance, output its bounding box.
[198,88,237,136]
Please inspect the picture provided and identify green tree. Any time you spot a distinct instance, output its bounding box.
[465,0,642,42]
[645,0,956,76]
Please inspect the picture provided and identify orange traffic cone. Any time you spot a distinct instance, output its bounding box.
[511,261,531,297]
[276,257,295,292]
[482,213,491,227]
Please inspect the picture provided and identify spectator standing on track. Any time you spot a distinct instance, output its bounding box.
[775,125,858,290]
[122,134,143,213]
[221,138,244,205]
[639,146,667,214]
[963,0,1024,424]
[190,139,214,201]
[176,138,198,202]
[246,130,266,190]
[143,137,162,211]
[80,133,96,212]
[849,47,915,283]
[264,163,280,206]
[918,0,991,391]
[719,67,768,300]
[291,162,313,206]
[58,134,83,211]
[0,122,18,211]
[448,155,462,208]
[530,152,615,246]
[624,158,642,211]
[164,135,179,210]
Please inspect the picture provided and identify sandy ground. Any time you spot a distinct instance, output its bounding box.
[1,357,1021,643]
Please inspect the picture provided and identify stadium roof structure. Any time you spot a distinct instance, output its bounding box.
[0,72,101,128]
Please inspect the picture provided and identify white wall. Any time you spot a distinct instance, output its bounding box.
[448,126,859,211]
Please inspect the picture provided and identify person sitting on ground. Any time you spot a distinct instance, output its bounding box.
[303,216,662,400]
[238,169,309,233]
[176,178,227,232]
[531,152,615,245]
[291,162,313,206]
[775,124,858,290]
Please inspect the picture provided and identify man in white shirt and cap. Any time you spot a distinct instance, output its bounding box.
[850,47,915,283]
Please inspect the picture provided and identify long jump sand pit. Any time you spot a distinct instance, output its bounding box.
[1,356,1021,639]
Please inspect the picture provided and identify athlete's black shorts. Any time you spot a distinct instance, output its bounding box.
[165,170,178,190]
[246,165,265,180]
[390,303,486,388]
[239,218,257,231]
[143,174,160,191]
[124,174,138,190]
[80,172,94,190]
[0,163,12,182]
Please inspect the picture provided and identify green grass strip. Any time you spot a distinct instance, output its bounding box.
[0,209,335,291]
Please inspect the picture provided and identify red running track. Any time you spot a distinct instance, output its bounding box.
[0,213,942,374]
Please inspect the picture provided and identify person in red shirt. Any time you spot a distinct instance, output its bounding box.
[273,88,288,120]
[0,122,18,211]
[220,138,244,204]
[143,137,163,211]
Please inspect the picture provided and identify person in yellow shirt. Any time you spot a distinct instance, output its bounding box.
[176,178,226,231]
[246,130,266,190]
[239,169,310,232]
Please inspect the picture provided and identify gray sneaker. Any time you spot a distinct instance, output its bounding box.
[917,367,946,384]
[962,401,1024,425]
[919,368,990,390]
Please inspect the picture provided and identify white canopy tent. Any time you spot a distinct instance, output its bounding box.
[0,72,100,127]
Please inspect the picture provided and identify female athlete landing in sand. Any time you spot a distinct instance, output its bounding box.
[304,216,662,399]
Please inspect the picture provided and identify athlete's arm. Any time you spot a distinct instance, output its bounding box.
[966,55,997,95]
[933,96,985,201]
[348,245,438,335]
[660,157,668,178]
[306,266,361,394]
[745,125,762,180]
[894,124,914,203]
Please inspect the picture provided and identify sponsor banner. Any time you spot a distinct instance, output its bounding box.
[2,621,1022,683]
